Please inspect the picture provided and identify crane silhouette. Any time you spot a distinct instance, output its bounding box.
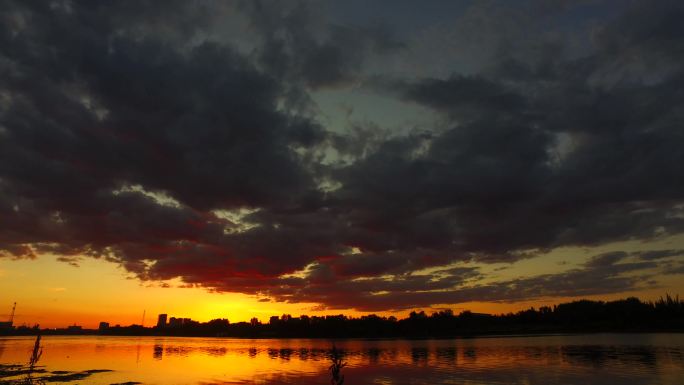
[8,302,16,323]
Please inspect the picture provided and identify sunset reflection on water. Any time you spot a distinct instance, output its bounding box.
[1,334,683,384]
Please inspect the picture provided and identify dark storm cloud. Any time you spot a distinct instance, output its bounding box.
[0,1,326,274]
[252,250,661,311]
[635,249,684,261]
[241,0,404,89]
[346,0,684,263]
[400,75,526,118]
[663,263,684,275]
[2,1,684,311]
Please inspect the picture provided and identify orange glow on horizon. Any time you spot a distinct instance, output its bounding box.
[2,248,683,329]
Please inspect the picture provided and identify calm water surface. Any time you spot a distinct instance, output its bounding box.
[1,334,683,384]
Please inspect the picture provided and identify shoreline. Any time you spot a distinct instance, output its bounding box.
[2,329,684,340]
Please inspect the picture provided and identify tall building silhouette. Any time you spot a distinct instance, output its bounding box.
[157,314,168,328]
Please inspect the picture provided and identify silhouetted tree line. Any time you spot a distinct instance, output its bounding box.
[5,295,684,338]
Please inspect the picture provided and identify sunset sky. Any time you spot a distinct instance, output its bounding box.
[1,0,684,329]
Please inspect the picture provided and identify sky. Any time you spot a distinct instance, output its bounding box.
[1,0,684,329]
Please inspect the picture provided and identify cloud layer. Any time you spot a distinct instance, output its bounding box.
[1,0,683,311]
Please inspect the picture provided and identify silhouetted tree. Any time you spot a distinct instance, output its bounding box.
[8,295,683,338]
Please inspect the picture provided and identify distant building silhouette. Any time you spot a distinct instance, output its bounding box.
[168,317,193,328]
[157,314,168,328]
[98,322,110,331]
[168,317,180,328]
[2,295,682,338]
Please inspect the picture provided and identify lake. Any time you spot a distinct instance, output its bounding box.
[1,334,683,384]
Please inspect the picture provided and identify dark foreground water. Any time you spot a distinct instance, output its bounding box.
[1,334,683,384]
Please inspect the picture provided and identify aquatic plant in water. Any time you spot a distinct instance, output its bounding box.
[28,335,42,376]
[0,336,115,385]
[328,345,346,385]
